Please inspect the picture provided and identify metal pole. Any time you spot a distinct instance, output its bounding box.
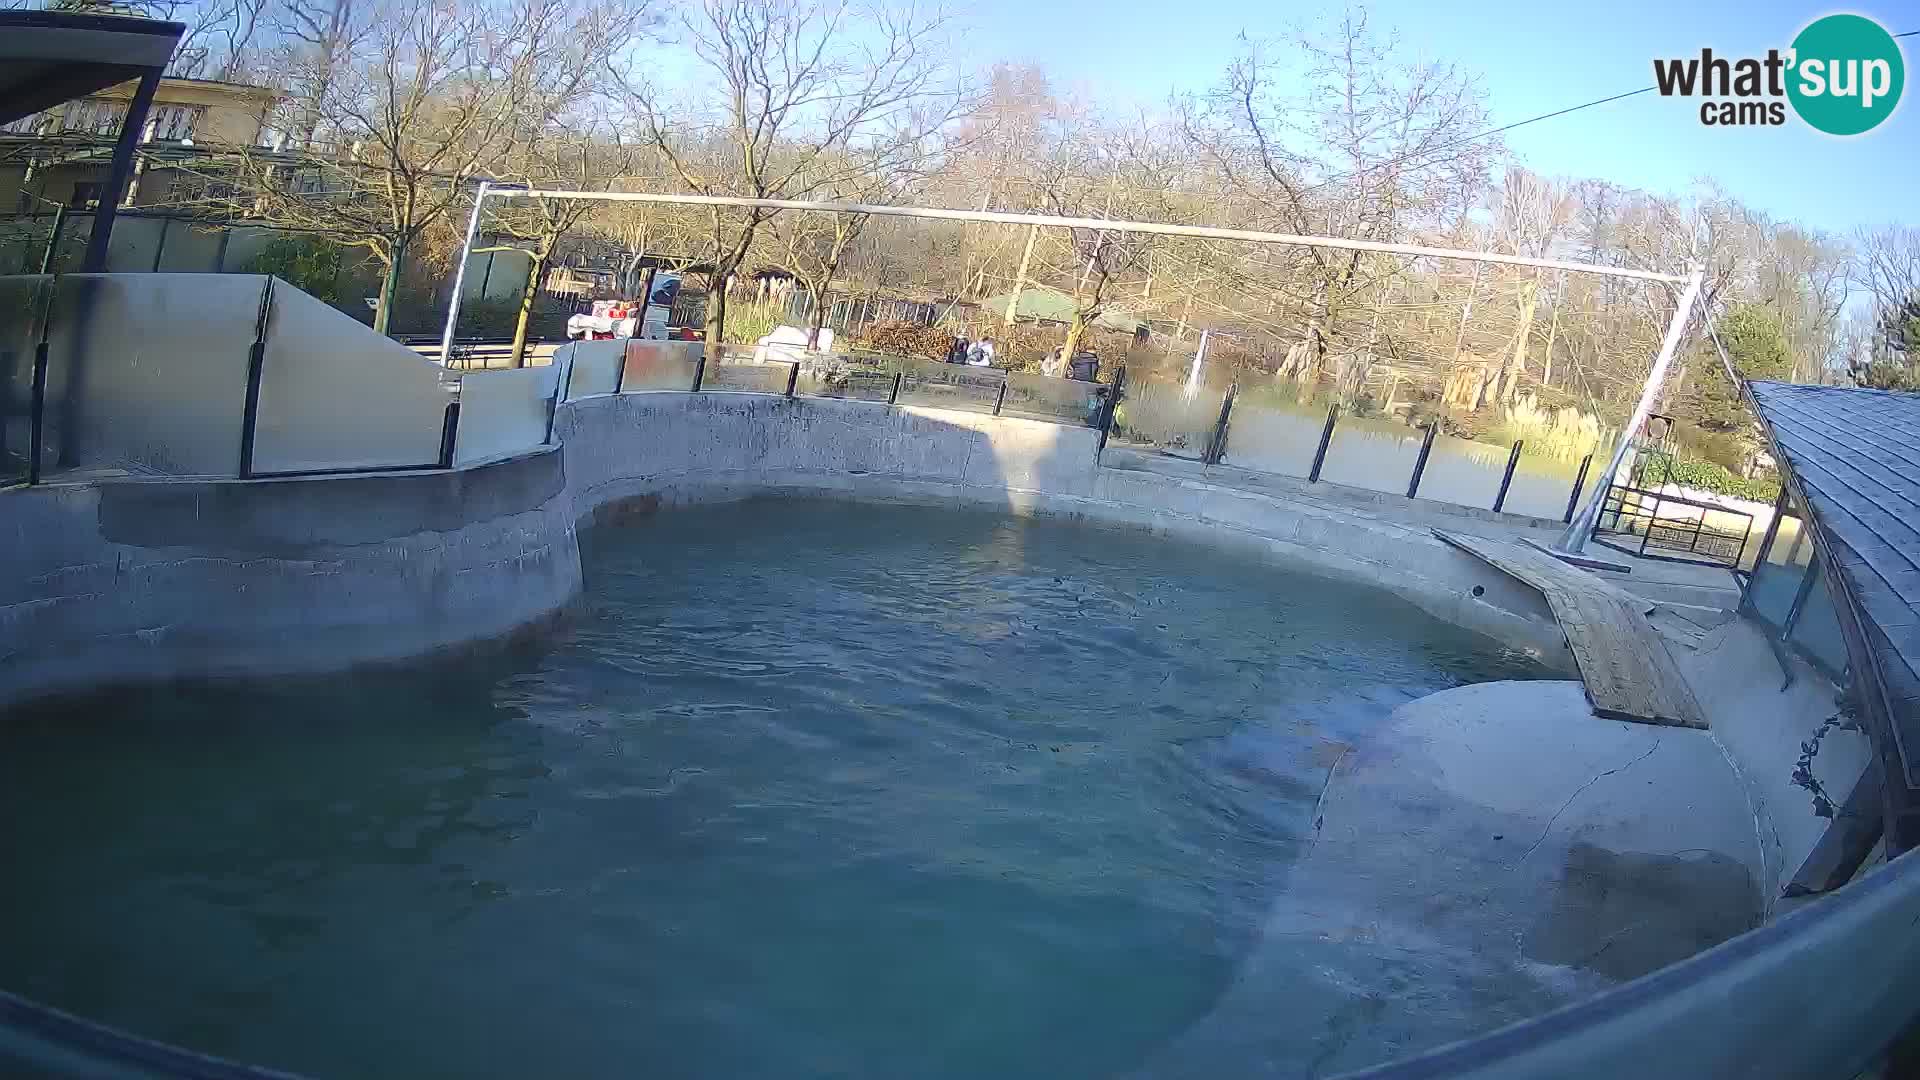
[1492,440,1524,513]
[438,181,491,364]
[1407,423,1439,499]
[37,205,66,274]
[437,402,461,468]
[497,189,1691,284]
[785,361,800,398]
[1185,328,1209,400]
[236,278,274,478]
[1556,264,1705,554]
[1564,453,1593,523]
[82,69,160,273]
[992,378,1008,416]
[1097,365,1126,452]
[887,371,902,405]
[1307,404,1339,483]
[151,214,169,272]
[691,350,706,392]
[1204,383,1237,465]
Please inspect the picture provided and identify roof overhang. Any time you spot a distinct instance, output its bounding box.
[0,11,184,127]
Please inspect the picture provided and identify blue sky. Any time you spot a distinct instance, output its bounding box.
[956,0,1917,235]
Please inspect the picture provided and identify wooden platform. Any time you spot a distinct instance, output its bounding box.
[1435,529,1707,729]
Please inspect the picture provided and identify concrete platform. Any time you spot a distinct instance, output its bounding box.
[1131,680,1765,1076]
[1301,679,1762,973]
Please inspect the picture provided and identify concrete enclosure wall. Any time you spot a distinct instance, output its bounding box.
[0,387,1572,708]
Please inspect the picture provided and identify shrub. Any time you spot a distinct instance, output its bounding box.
[1640,455,1781,504]
[853,320,954,360]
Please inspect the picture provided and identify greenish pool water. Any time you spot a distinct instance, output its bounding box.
[0,500,1548,1079]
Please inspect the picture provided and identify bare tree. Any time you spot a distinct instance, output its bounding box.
[1184,8,1497,382]
[611,0,965,352]
[197,0,639,333]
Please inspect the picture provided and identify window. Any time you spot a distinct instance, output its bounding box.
[145,105,202,143]
[1,112,50,135]
[60,99,126,137]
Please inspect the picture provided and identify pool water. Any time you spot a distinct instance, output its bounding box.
[0,500,1548,1079]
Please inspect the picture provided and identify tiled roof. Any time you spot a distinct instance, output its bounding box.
[1748,381,1920,786]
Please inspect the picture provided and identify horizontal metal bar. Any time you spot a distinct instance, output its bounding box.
[487,190,1689,284]
[248,462,446,479]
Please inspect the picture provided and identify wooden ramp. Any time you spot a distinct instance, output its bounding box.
[1434,529,1706,730]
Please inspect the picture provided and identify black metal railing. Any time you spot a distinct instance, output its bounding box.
[1119,382,1599,524]
[1593,483,1756,568]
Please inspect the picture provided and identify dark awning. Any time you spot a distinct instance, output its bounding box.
[1748,381,1920,846]
[0,11,183,127]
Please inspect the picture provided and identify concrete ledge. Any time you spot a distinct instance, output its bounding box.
[1,391,1575,708]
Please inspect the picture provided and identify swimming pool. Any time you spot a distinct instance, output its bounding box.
[0,499,1551,1079]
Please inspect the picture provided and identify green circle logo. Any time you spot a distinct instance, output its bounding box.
[1787,14,1904,135]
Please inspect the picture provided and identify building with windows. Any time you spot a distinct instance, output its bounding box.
[0,75,273,212]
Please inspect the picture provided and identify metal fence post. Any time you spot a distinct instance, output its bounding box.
[887,371,902,405]
[1307,404,1339,483]
[438,401,461,468]
[1097,365,1127,452]
[236,278,274,478]
[1491,439,1524,512]
[24,275,57,484]
[38,205,67,274]
[1203,383,1237,465]
[612,343,626,394]
[25,341,48,485]
[544,366,564,444]
[992,378,1008,416]
[1406,422,1439,499]
[691,351,707,392]
[1563,453,1593,523]
[785,360,800,398]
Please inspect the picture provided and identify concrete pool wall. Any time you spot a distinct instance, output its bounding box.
[0,389,1575,708]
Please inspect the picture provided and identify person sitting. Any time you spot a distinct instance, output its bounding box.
[966,337,997,367]
[946,334,971,365]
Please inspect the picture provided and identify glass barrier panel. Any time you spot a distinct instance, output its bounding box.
[558,341,622,400]
[1112,378,1222,459]
[455,365,559,465]
[999,372,1105,427]
[620,340,701,391]
[1215,390,1330,476]
[1789,560,1851,675]
[1315,413,1422,496]
[704,360,793,395]
[253,280,449,474]
[1746,494,1812,629]
[797,360,897,401]
[155,222,226,273]
[0,275,52,476]
[102,216,165,273]
[896,357,1004,413]
[1403,434,1587,520]
[40,273,265,476]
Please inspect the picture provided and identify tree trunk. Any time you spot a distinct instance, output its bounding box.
[1004,224,1039,328]
[807,279,831,348]
[1481,276,1538,409]
[1053,313,1090,378]
[372,236,405,336]
[1542,282,1563,388]
[510,243,549,368]
[1304,279,1331,380]
[703,266,732,358]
